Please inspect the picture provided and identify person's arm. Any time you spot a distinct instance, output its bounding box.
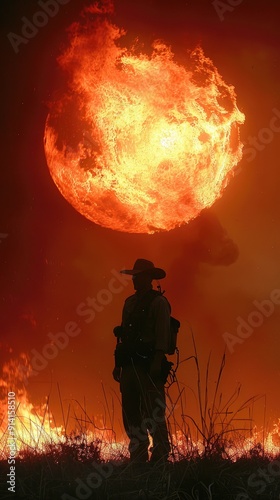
[149,349,165,380]
[112,301,128,382]
[112,365,121,382]
[113,337,122,381]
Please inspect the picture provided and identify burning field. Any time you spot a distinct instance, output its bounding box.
[1,350,280,499]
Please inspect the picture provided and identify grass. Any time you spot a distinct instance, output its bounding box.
[1,449,280,499]
[1,337,280,499]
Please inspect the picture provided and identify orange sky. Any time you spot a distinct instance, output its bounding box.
[1,0,280,442]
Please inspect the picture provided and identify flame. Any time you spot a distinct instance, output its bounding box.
[0,356,126,461]
[1,355,280,462]
[44,3,245,234]
[0,355,63,459]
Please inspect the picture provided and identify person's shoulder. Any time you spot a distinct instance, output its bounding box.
[152,292,171,308]
[124,294,136,304]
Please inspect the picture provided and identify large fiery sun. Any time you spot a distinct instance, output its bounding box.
[44,2,245,234]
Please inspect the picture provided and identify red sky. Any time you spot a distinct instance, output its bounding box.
[1,0,280,442]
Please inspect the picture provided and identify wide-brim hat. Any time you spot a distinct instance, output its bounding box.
[120,259,166,280]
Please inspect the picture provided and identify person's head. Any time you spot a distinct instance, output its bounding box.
[132,270,153,291]
[120,259,166,292]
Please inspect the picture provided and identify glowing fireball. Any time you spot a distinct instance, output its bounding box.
[44,3,245,234]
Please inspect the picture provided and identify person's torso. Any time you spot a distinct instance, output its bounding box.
[122,289,161,345]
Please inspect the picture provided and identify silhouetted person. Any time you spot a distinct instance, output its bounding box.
[113,259,171,464]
